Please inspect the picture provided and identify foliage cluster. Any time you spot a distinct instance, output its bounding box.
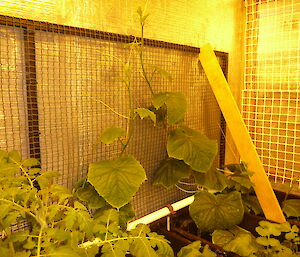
[212,221,300,257]
[0,150,174,257]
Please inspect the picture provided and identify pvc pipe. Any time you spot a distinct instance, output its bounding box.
[79,195,195,248]
[127,195,195,230]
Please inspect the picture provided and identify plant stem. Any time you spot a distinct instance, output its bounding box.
[10,158,34,189]
[104,209,112,241]
[79,234,167,248]
[0,198,37,220]
[7,230,15,255]
[89,97,130,119]
[120,69,134,155]
[139,24,154,96]
[36,227,44,257]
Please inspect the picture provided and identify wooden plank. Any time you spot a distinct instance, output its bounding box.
[199,44,286,223]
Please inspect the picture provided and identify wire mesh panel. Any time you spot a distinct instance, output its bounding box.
[0,15,227,217]
[243,0,300,187]
[0,25,28,157]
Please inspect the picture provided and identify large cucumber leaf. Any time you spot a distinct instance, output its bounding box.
[74,178,107,209]
[282,199,300,218]
[88,155,146,208]
[212,226,261,256]
[153,158,192,188]
[189,191,244,233]
[242,195,263,215]
[193,168,229,192]
[167,127,217,172]
[152,92,187,124]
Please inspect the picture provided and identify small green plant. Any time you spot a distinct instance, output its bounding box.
[255,221,299,257]
[0,150,174,256]
[212,221,300,257]
[177,241,217,257]
[0,150,99,256]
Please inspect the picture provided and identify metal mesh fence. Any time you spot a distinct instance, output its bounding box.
[243,0,300,187]
[0,15,227,217]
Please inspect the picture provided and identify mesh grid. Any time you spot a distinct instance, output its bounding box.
[243,0,300,186]
[0,15,227,217]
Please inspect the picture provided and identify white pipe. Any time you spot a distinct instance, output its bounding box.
[79,195,195,248]
[127,195,195,230]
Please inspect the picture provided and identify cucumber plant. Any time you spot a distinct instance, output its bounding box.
[130,7,249,234]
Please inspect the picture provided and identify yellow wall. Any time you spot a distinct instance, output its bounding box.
[0,0,244,163]
[0,0,242,50]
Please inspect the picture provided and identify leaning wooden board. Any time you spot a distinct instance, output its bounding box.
[199,44,286,223]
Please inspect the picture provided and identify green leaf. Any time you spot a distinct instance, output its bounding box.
[64,209,77,230]
[135,108,156,123]
[23,238,36,249]
[137,6,150,24]
[167,127,218,172]
[2,211,20,228]
[14,252,31,257]
[229,175,254,190]
[9,231,29,243]
[88,155,147,208]
[256,237,280,247]
[74,178,107,209]
[44,227,70,241]
[225,162,253,176]
[48,246,81,257]
[148,105,167,126]
[99,126,125,145]
[202,245,217,257]
[129,224,174,257]
[49,184,72,203]
[282,199,300,218]
[150,64,172,82]
[285,224,299,241]
[8,150,21,162]
[0,162,20,177]
[153,158,192,188]
[0,150,8,162]
[212,227,261,256]
[41,171,60,178]
[47,205,62,222]
[193,168,228,192]
[36,175,49,189]
[242,195,263,215]
[28,168,41,175]
[177,241,202,257]
[129,237,158,257]
[119,204,135,231]
[255,221,283,237]
[189,191,244,233]
[0,247,10,257]
[101,242,128,257]
[22,158,40,167]
[74,201,87,210]
[152,92,187,124]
